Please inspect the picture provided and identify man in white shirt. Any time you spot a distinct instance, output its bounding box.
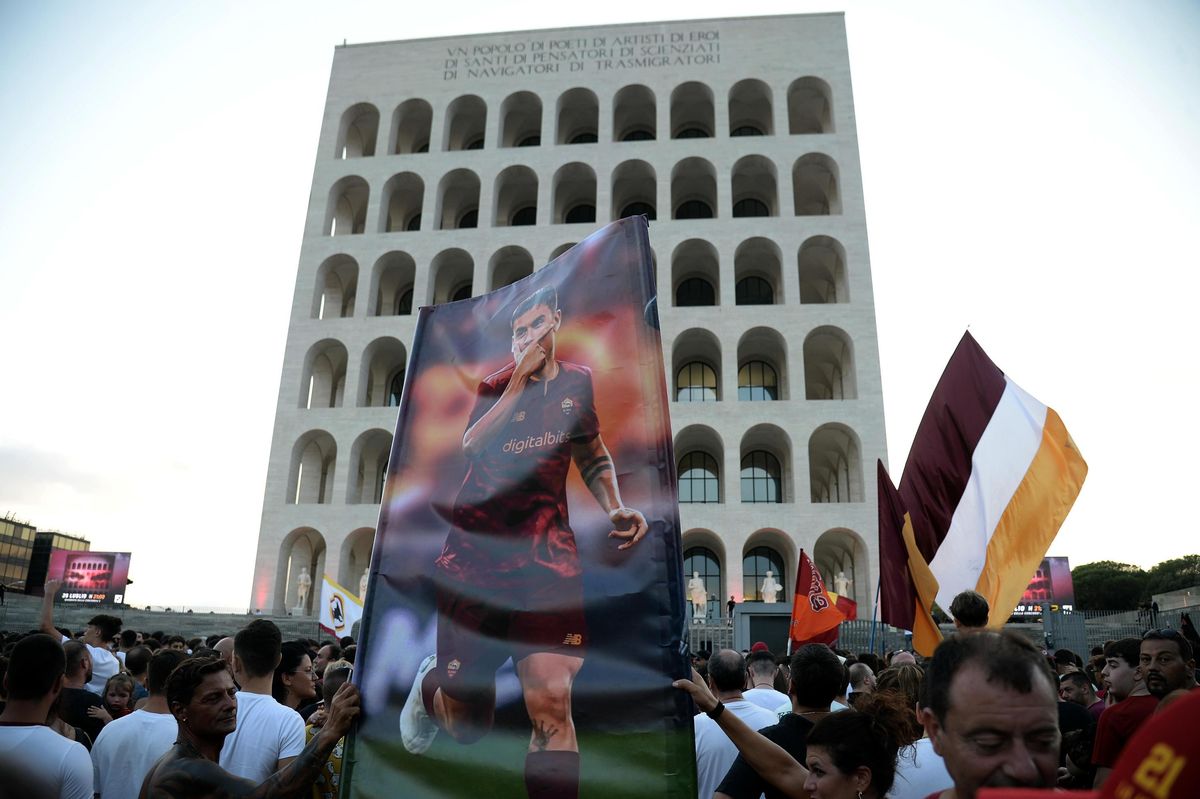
[39,577,121,695]
[218,619,306,781]
[742,649,789,711]
[0,634,93,799]
[693,649,778,799]
[91,648,188,798]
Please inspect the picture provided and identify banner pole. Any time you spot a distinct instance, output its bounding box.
[869,573,882,656]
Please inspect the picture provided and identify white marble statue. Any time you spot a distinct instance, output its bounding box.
[359,568,369,601]
[761,570,782,603]
[296,567,312,610]
[834,571,851,597]
[688,571,707,618]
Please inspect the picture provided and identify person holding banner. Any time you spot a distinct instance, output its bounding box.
[400,285,648,799]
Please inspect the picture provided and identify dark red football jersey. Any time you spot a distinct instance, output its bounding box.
[436,361,600,587]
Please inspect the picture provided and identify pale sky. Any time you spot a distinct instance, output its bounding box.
[1,1,1197,610]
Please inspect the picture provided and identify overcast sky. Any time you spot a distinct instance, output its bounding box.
[1,1,1197,610]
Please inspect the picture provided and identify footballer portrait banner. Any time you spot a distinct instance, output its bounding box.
[47,549,131,605]
[347,217,694,798]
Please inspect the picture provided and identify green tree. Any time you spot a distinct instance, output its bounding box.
[1145,555,1200,597]
[1071,561,1147,611]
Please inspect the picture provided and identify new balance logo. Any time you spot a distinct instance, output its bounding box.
[562,633,583,646]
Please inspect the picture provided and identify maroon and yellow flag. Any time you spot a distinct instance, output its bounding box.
[788,549,846,652]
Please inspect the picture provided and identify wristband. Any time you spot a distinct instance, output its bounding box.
[705,701,725,720]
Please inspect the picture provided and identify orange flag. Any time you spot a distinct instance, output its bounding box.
[788,549,846,653]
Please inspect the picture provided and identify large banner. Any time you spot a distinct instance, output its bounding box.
[47,549,131,605]
[347,218,692,798]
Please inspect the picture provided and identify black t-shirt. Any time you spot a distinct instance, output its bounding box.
[716,712,815,799]
[58,686,104,746]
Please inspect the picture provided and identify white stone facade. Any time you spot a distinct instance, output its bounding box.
[250,13,886,617]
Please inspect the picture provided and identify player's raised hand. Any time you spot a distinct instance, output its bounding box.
[608,507,648,550]
[513,339,547,382]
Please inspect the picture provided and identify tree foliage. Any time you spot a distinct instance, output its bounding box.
[1145,555,1200,597]
[1071,561,1147,611]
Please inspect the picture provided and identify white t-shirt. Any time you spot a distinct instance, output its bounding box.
[91,709,178,799]
[889,737,953,799]
[743,686,790,711]
[219,691,306,783]
[693,698,779,799]
[0,723,94,799]
[60,635,120,695]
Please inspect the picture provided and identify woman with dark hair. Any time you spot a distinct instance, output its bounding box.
[272,641,318,710]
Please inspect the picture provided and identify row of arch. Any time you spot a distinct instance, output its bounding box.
[277,526,374,612]
[301,337,406,410]
[676,422,864,505]
[286,420,864,508]
[673,325,856,402]
[325,153,841,235]
[337,78,834,158]
[274,523,865,613]
[683,526,867,611]
[312,235,849,321]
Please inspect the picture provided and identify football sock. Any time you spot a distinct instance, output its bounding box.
[524,750,580,799]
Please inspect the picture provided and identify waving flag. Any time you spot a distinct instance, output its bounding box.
[788,549,845,652]
[881,332,1087,631]
[318,574,363,638]
[878,461,942,656]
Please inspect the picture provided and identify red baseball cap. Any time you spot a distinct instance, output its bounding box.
[750,641,770,653]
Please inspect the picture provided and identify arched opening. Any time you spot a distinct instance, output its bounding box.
[489,246,534,291]
[348,429,393,504]
[436,169,481,230]
[370,251,416,316]
[499,91,543,148]
[325,176,368,236]
[299,340,347,409]
[743,530,797,604]
[683,529,726,619]
[741,424,791,503]
[808,424,863,503]
[731,155,778,217]
[804,326,857,400]
[287,431,337,505]
[672,328,722,402]
[798,236,848,303]
[793,153,841,215]
[429,249,473,305]
[336,103,379,158]
[671,239,719,307]
[814,528,868,606]
[611,160,656,221]
[380,172,424,233]
[734,237,782,305]
[557,88,599,144]
[443,95,487,151]
[675,424,724,503]
[339,527,375,597]
[276,527,327,614]
[552,162,597,224]
[312,254,358,320]
[738,327,788,401]
[613,84,656,142]
[493,166,538,227]
[728,79,773,136]
[358,337,408,408]
[671,82,715,139]
[671,158,717,220]
[788,77,834,134]
[391,98,432,154]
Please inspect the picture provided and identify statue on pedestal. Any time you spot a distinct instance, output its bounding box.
[359,568,369,602]
[834,571,851,597]
[295,567,312,613]
[688,571,707,619]
[761,570,782,603]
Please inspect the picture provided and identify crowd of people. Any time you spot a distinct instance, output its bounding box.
[0,580,360,798]
[677,591,1200,799]
[1,582,1197,798]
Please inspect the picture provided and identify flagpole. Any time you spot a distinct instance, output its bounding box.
[869,573,882,656]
